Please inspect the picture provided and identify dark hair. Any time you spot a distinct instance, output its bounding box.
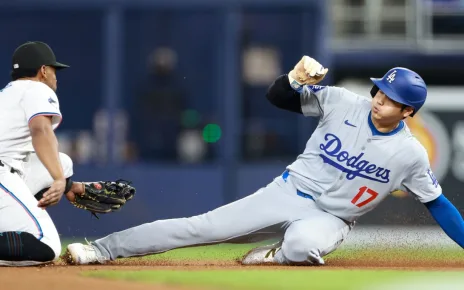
[401,104,414,119]
[10,68,40,81]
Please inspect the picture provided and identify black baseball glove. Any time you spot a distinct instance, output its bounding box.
[70,179,136,218]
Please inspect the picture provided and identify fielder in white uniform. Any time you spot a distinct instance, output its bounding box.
[66,56,464,266]
[0,41,112,266]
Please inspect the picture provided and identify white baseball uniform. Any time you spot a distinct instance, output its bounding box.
[0,80,73,263]
[90,80,441,265]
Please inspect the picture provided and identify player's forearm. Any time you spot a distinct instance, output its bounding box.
[266,74,302,114]
[31,125,64,181]
[425,194,464,248]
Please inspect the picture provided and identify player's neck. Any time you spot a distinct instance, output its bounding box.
[16,77,40,82]
[369,115,400,133]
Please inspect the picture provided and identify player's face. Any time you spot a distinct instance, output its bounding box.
[40,66,58,92]
[371,90,413,124]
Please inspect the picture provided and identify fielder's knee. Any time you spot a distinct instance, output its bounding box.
[59,152,74,178]
[45,235,62,261]
[0,231,57,262]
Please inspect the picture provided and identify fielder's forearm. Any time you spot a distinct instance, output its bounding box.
[30,120,64,181]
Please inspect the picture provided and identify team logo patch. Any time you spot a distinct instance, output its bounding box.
[48,97,56,104]
[427,169,439,188]
[319,133,391,183]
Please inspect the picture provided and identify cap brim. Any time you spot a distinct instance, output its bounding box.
[51,61,69,70]
[370,77,402,104]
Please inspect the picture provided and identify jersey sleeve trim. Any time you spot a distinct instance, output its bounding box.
[28,112,63,131]
[418,190,442,204]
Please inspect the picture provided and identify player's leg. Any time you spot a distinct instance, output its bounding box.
[66,176,314,264]
[242,204,352,265]
[22,152,74,199]
[277,210,352,265]
[0,169,61,266]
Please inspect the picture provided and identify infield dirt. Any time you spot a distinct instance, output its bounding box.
[1,255,463,290]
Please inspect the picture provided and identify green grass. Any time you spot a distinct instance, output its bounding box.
[78,242,464,290]
[62,241,463,263]
[62,239,464,263]
[85,269,464,290]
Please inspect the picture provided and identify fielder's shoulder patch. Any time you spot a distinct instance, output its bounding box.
[307,85,326,93]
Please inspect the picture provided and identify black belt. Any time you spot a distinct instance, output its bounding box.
[0,161,18,174]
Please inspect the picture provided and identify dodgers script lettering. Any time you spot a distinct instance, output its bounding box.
[319,133,391,183]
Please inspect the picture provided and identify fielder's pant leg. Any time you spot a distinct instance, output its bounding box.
[93,177,313,260]
[22,152,74,196]
[0,170,61,266]
[275,208,352,265]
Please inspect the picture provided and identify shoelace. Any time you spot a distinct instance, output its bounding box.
[264,247,281,259]
[83,238,106,263]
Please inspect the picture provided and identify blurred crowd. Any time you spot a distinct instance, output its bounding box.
[49,0,464,165]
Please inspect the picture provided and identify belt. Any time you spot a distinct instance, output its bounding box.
[281,170,315,201]
[282,170,353,226]
[0,160,18,174]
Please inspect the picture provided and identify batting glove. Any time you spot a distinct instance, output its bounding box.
[288,56,329,92]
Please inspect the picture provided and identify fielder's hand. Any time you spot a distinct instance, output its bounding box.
[37,178,66,208]
[288,56,328,90]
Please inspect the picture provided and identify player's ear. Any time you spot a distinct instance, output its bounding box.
[402,106,414,118]
[38,65,47,79]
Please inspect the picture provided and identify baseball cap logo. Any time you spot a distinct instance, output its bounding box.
[386,70,397,83]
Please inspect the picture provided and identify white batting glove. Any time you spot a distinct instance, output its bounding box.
[288,56,329,92]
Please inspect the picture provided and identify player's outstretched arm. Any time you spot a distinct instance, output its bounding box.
[29,115,66,208]
[404,148,464,249]
[424,194,464,248]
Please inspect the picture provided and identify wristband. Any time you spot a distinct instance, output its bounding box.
[288,74,304,93]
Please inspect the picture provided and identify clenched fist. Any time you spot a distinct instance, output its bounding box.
[288,56,329,90]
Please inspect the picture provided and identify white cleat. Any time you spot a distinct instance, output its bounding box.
[241,243,325,266]
[307,249,325,265]
[65,241,107,265]
[241,243,282,265]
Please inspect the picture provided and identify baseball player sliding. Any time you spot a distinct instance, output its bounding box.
[0,42,135,266]
[66,56,464,266]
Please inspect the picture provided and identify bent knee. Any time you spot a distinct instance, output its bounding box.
[39,230,62,261]
[281,235,326,263]
[0,232,59,262]
[47,238,62,261]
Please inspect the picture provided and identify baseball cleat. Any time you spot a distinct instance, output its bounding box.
[307,249,325,265]
[241,242,282,265]
[65,241,107,265]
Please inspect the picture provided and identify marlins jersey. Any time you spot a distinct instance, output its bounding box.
[287,85,442,222]
[0,80,62,172]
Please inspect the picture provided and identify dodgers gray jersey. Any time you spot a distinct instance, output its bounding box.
[287,85,442,222]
